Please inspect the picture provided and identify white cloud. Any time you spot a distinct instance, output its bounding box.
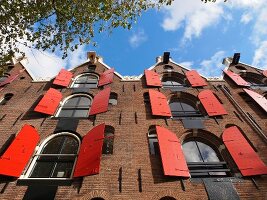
[197,51,226,77]
[179,61,194,69]
[240,13,253,24]
[129,29,147,48]
[252,40,267,69]
[18,44,87,81]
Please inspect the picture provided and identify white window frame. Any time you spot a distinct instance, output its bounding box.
[70,73,99,88]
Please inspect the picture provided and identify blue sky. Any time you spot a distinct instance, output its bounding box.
[21,0,267,80]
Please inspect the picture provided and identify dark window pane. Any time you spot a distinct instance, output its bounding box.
[149,138,158,155]
[79,97,91,106]
[181,102,195,112]
[51,162,74,178]
[182,141,202,162]
[64,97,80,107]
[61,137,79,154]
[30,161,55,178]
[42,137,64,154]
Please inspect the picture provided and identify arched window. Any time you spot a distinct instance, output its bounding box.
[57,94,92,118]
[0,93,14,105]
[148,126,160,155]
[182,138,228,177]
[160,197,177,200]
[25,133,80,178]
[72,73,98,88]
[102,126,115,154]
[109,92,118,106]
[169,98,201,117]
[161,76,185,88]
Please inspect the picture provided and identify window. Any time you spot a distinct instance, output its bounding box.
[161,76,185,88]
[182,138,229,177]
[71,73,98,88]
[148,126,160,155]
[169,98,201,117]
[57,94,92,118]
[163,65,174,72]
[24,133,80,179]
[102,126,115,154]
[109,92,118,106]
[0,93,14,105]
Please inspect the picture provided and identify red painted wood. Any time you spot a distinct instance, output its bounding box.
[263,70,267,77]
[148,89,171,117]
[34,88,62,115]
[243,89,267,112]
[73,123,105,177]
[0,125,39,177]
[53,69,73,87]
[144,70,162,87]
[89,87,111,115]
[223,70,250,86]
[185,70,207,87]
[223,126,267,176]
[198,90,227,116]
[156,126,190,177]
[98,68,114,86]
[0,74,19,87]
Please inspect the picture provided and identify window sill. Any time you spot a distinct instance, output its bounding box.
[17,178,73,186]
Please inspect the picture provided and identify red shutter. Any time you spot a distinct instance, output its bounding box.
[223,126,267,176]
[73,123,105,177]
[243,89,267,112]
[0,125,39,177]
[198,90,227,116]
[144,70,162,87]
[185,70,208,87]
[263,70,267,78]
[89,87,111,115]
[98,68,115,86]
[53,69,73,87]
[223,70,250,86]
[0,74,19,87]
[156,126,190,177]
[34,88,62,115]
[148,89,171,117]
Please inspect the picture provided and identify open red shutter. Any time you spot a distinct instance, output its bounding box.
[89,87,111,115]
[243,89,267,112]
[185,70,207,87]
[34,88,62,115]
[0,74,19,87]
[223,70,250,86]
[223,126,267,176]
[53,69,73,87]
[73,123,105,177]
[144,70,162,87]
[148,89,171,117]
[0,125,39,177]
[156,126,190,177]
[198,90,227,116]
[98,68,114,86]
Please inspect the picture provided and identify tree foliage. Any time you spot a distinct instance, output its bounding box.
[0,0,223,65]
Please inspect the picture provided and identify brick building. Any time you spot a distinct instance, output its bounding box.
[0,52,266,200]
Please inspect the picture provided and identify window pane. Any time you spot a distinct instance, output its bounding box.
[182,141,202,162]
[149,138,159,155]
[51,162,74,178]
[73,109,88,117]
[64,97,80,107]
[30,161,55,178]
[79,97,91,106]
[181,102,196,112]
[42,137,64,154]
[169,102,182,112]
[61,137,79,154]
[75,76,87,83]
[197,142,220,162]
[58,109,74,117]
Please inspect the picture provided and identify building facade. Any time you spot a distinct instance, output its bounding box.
[0,52,266,200]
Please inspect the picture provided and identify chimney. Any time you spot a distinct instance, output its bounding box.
[231,53,240,65]
[163,52,170,64]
